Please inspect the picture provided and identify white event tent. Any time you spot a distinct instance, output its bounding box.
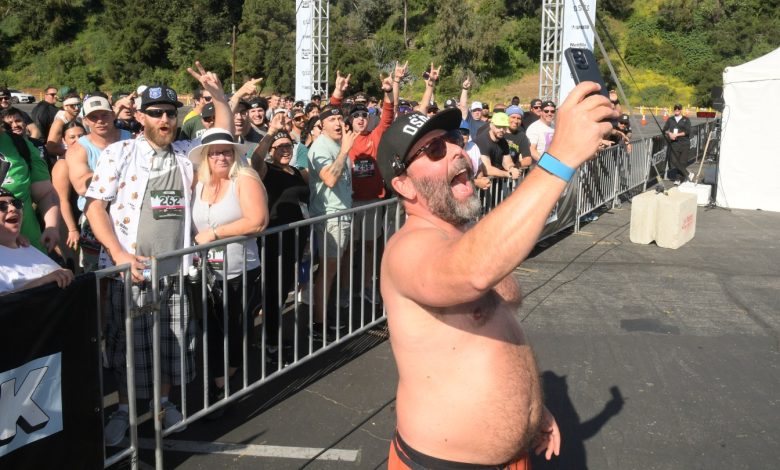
[717,47,780,212]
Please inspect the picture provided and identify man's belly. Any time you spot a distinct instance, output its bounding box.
[392,316,543,465]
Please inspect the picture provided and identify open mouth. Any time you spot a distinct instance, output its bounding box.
[450,166,474,198]
[4,214,20,224]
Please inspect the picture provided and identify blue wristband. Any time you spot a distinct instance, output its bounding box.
[538,152,575,182]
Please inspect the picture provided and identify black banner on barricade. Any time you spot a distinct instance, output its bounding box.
[0,273,103,469]
[540,173,579,239]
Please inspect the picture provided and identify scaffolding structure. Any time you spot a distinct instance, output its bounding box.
[539,0,565,102]
[311,0,330,99]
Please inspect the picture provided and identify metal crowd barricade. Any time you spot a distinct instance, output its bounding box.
[98,198,402,469]
[99,123,717,469]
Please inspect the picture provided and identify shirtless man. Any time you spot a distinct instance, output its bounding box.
[376,82,616,468]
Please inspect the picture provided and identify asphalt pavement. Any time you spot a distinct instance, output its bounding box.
[112,193,780,470]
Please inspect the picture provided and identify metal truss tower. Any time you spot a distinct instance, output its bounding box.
[311,0,330,98]
[539,0,564,102]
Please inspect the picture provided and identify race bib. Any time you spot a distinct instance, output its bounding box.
[150,189,184,219]
[207,247,225,272]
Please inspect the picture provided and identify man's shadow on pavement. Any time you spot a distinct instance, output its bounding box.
[531,371,624,470]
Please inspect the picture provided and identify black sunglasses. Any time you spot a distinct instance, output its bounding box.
[272,143,294,151]
[143,108,177,119]
[407,130,464,167]
[0,198,23,212]
[203,96,213,102]
[542,109,556,114]
[351,111,368,119]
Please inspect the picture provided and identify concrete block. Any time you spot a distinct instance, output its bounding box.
[630,190,660,244]
[678,182,712,206]
[655,188,697,249]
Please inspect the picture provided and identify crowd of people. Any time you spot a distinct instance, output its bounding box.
[1,59,633,455]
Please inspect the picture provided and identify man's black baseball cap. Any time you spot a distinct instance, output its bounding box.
[376,108,461,192]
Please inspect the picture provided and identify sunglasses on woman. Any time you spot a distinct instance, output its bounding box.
[407,130,464,166]
[0,198,23,212]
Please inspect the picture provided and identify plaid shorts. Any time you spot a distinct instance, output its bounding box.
[105,277,196,399]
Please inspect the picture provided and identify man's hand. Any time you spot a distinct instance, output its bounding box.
[533,406,561,461]
[333,70,351,98]
[40,226,59,252]
[113,91,137,114]
[340,129,357,155]
[236,77,263,99]
[381,74,394,94]
[187,61,227,101]
[462,78,472,90]
[267,111,287,135]
[394,60,408,83]
[474,175,491,190]
[546,82,617,168]
[508,167,521,180]
[113,251,150,283]
[425,63,441,87]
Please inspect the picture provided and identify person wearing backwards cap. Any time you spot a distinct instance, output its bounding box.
[376,81,617,469]
[307,104,357,341]
[65,94,133,272]
[84,61,233,446]
[46,92,82,157]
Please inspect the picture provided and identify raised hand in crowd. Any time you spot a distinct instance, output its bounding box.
[187,60,231,132]
[112,91,137,116]
[417,62,441,113]
[340,128,357,156]
[267,109,288,135]
[332,70,351,99]
[458,77,472,119]
[394,60,408,83]
[231,77,264,109]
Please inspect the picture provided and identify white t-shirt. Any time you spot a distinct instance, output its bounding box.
[464,141,482,174]
[0,245,61,294]
[526,119,555,155]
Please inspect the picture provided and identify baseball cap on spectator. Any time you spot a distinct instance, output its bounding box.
[187,128,249,166]
[376,108,462,184]
[470,101,483,111]
[269,130,292,144]
[272,107,286,116]
[398,99,413,115]
[619,113,630,123]
[349,103,368,116]
[247,97,268,111]
[289,107,306,121]
[505,105,523,117]
[82,96,112,117]
[235,101,252,113]
[673,104,682,110]
[444,98,457,109]
[542,100,556,109]
[311,94,321,101]
[304,102,319,114]
[201,103,215,119]
[426,103,439,113]
[319,106,343,119]
[459,126,470,136]
[139,85,183,110]
[354,93,367,103]
[368,96,378,104]
[0,88,10,99]
[293,100,304,109]
[491,112,510,128]
[530,98,542,108]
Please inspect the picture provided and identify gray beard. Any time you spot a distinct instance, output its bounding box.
[411,174,482,226]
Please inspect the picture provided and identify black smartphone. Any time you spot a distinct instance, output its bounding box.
[564,47,609,99]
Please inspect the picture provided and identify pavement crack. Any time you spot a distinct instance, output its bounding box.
[303,388,364,413]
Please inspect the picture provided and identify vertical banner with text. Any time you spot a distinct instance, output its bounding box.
[295,0,314,101]
[558,0,598,104]
[0,274,102,469]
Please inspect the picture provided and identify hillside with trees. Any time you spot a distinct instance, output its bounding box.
[0,0,777,106]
